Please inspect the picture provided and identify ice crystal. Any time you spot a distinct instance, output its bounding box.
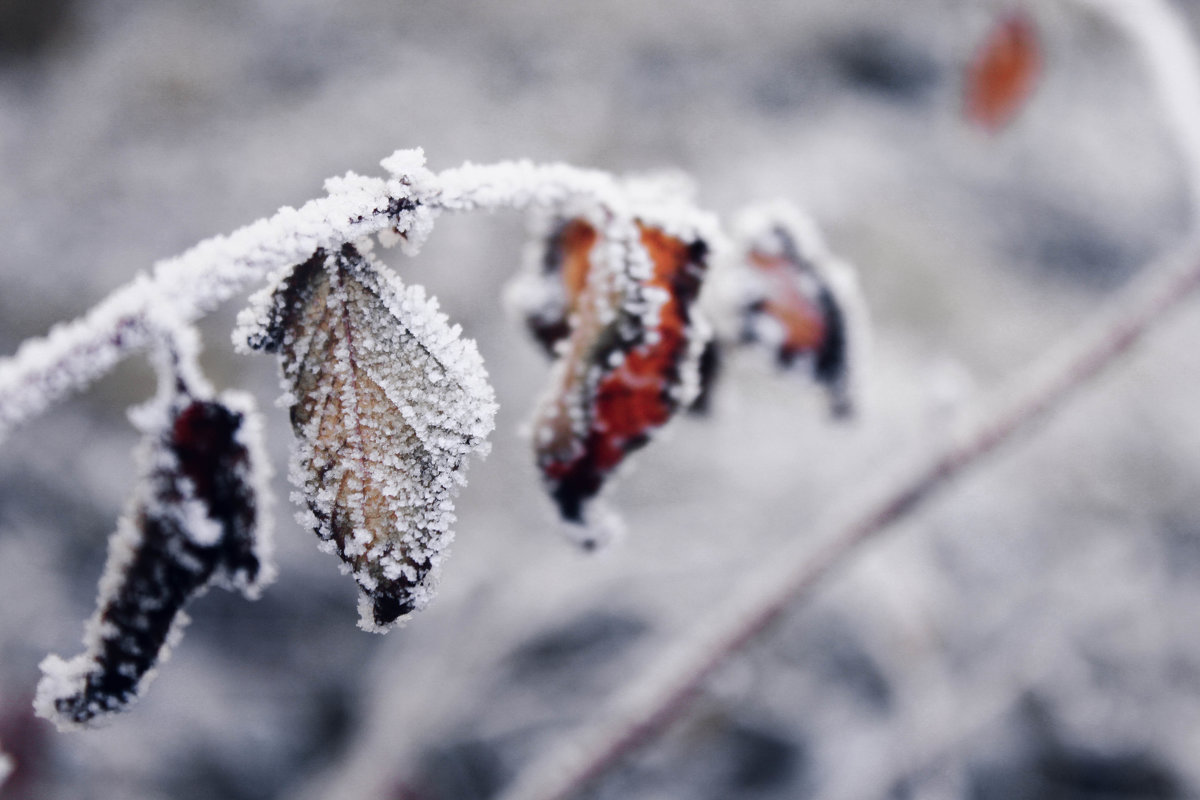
[238,244,496,631]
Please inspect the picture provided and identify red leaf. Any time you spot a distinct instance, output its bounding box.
[964,10,1041,132]
[733,207,858,417]
[531,219,708,538]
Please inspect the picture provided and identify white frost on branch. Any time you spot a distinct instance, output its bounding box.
[0,149,431,443]
[0,151,726,445]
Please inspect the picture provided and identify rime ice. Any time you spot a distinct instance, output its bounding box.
[35,385,273,730]
[510,204,712,542]
[239,244,496,632]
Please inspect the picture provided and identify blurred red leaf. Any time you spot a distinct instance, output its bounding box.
[964,9,1041,131]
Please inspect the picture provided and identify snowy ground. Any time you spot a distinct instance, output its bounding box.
[2,0,1200,798]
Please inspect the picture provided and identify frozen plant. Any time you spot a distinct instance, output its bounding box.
[0,149,863,732]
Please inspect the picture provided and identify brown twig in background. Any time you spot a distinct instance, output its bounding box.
[497,234,1200,800]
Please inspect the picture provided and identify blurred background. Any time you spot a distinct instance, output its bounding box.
[2,0,1200,798]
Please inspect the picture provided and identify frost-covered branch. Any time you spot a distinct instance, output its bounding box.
[0,151,719,444]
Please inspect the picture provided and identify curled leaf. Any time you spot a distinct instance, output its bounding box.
[964,9,1041,132]
[731,203,865,417]
[524,216,709,544]
[239,244,495,631]
[36,389,271,729]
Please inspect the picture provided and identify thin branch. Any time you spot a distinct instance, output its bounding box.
[0,169,412,440]
[0,153,716,443]
[496,236,1200,800]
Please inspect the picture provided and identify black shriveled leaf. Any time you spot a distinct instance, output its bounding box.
[238,244,495,631]
[36,391,270,729]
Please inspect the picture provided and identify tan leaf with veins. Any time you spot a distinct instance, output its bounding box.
[241,243,495,631]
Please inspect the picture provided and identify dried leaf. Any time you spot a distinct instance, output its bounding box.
[36,390,271,729]
[240,244,495,631]
[965,9,1041,132]
[733,204,863,417]
[529,218,709,542]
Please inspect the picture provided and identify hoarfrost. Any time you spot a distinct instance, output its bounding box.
[0,150,431,444]
[35,381,274,731]
[511,199,712,542]
[239,244,496,632]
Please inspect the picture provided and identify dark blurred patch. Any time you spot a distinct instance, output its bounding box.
[0,694,51,800]
[1008,199,1160,290]
[164,750,264,800]
[826,30,940,102]
[187,575,377,673]
[0,467,113,601]
[0,0,75,61]
[971,749,1182,800]
[719,722,806,794]
[751,47,823,113]
[1160,513,1200,579]
[291,682,358,772]
[160,682,357,800]
[506,611,648,686]
[785,618,893,713]
[969,696,1183,800]
[406,737,508,800]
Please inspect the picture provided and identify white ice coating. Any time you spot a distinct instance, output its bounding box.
[0,751,10,788]
[0,149,728,443]
[504,173,722,542]
[35,377,274,730]
[238,246,497,632]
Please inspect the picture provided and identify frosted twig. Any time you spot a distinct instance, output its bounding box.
[0,152,718,444]
[495,235,1200,799]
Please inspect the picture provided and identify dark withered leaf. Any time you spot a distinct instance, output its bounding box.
[36,391,270,729]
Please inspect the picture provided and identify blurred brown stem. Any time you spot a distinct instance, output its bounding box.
[498,236,1200,800]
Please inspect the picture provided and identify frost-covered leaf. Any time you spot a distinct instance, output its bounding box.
[964,9,1041,132]
[238,244,496,631]
[36,389,272,730]
[525,216,709,544]
[726,203,866,417]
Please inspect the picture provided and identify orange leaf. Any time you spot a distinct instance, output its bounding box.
[530,219,708,538]
[964,10,1041,132]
